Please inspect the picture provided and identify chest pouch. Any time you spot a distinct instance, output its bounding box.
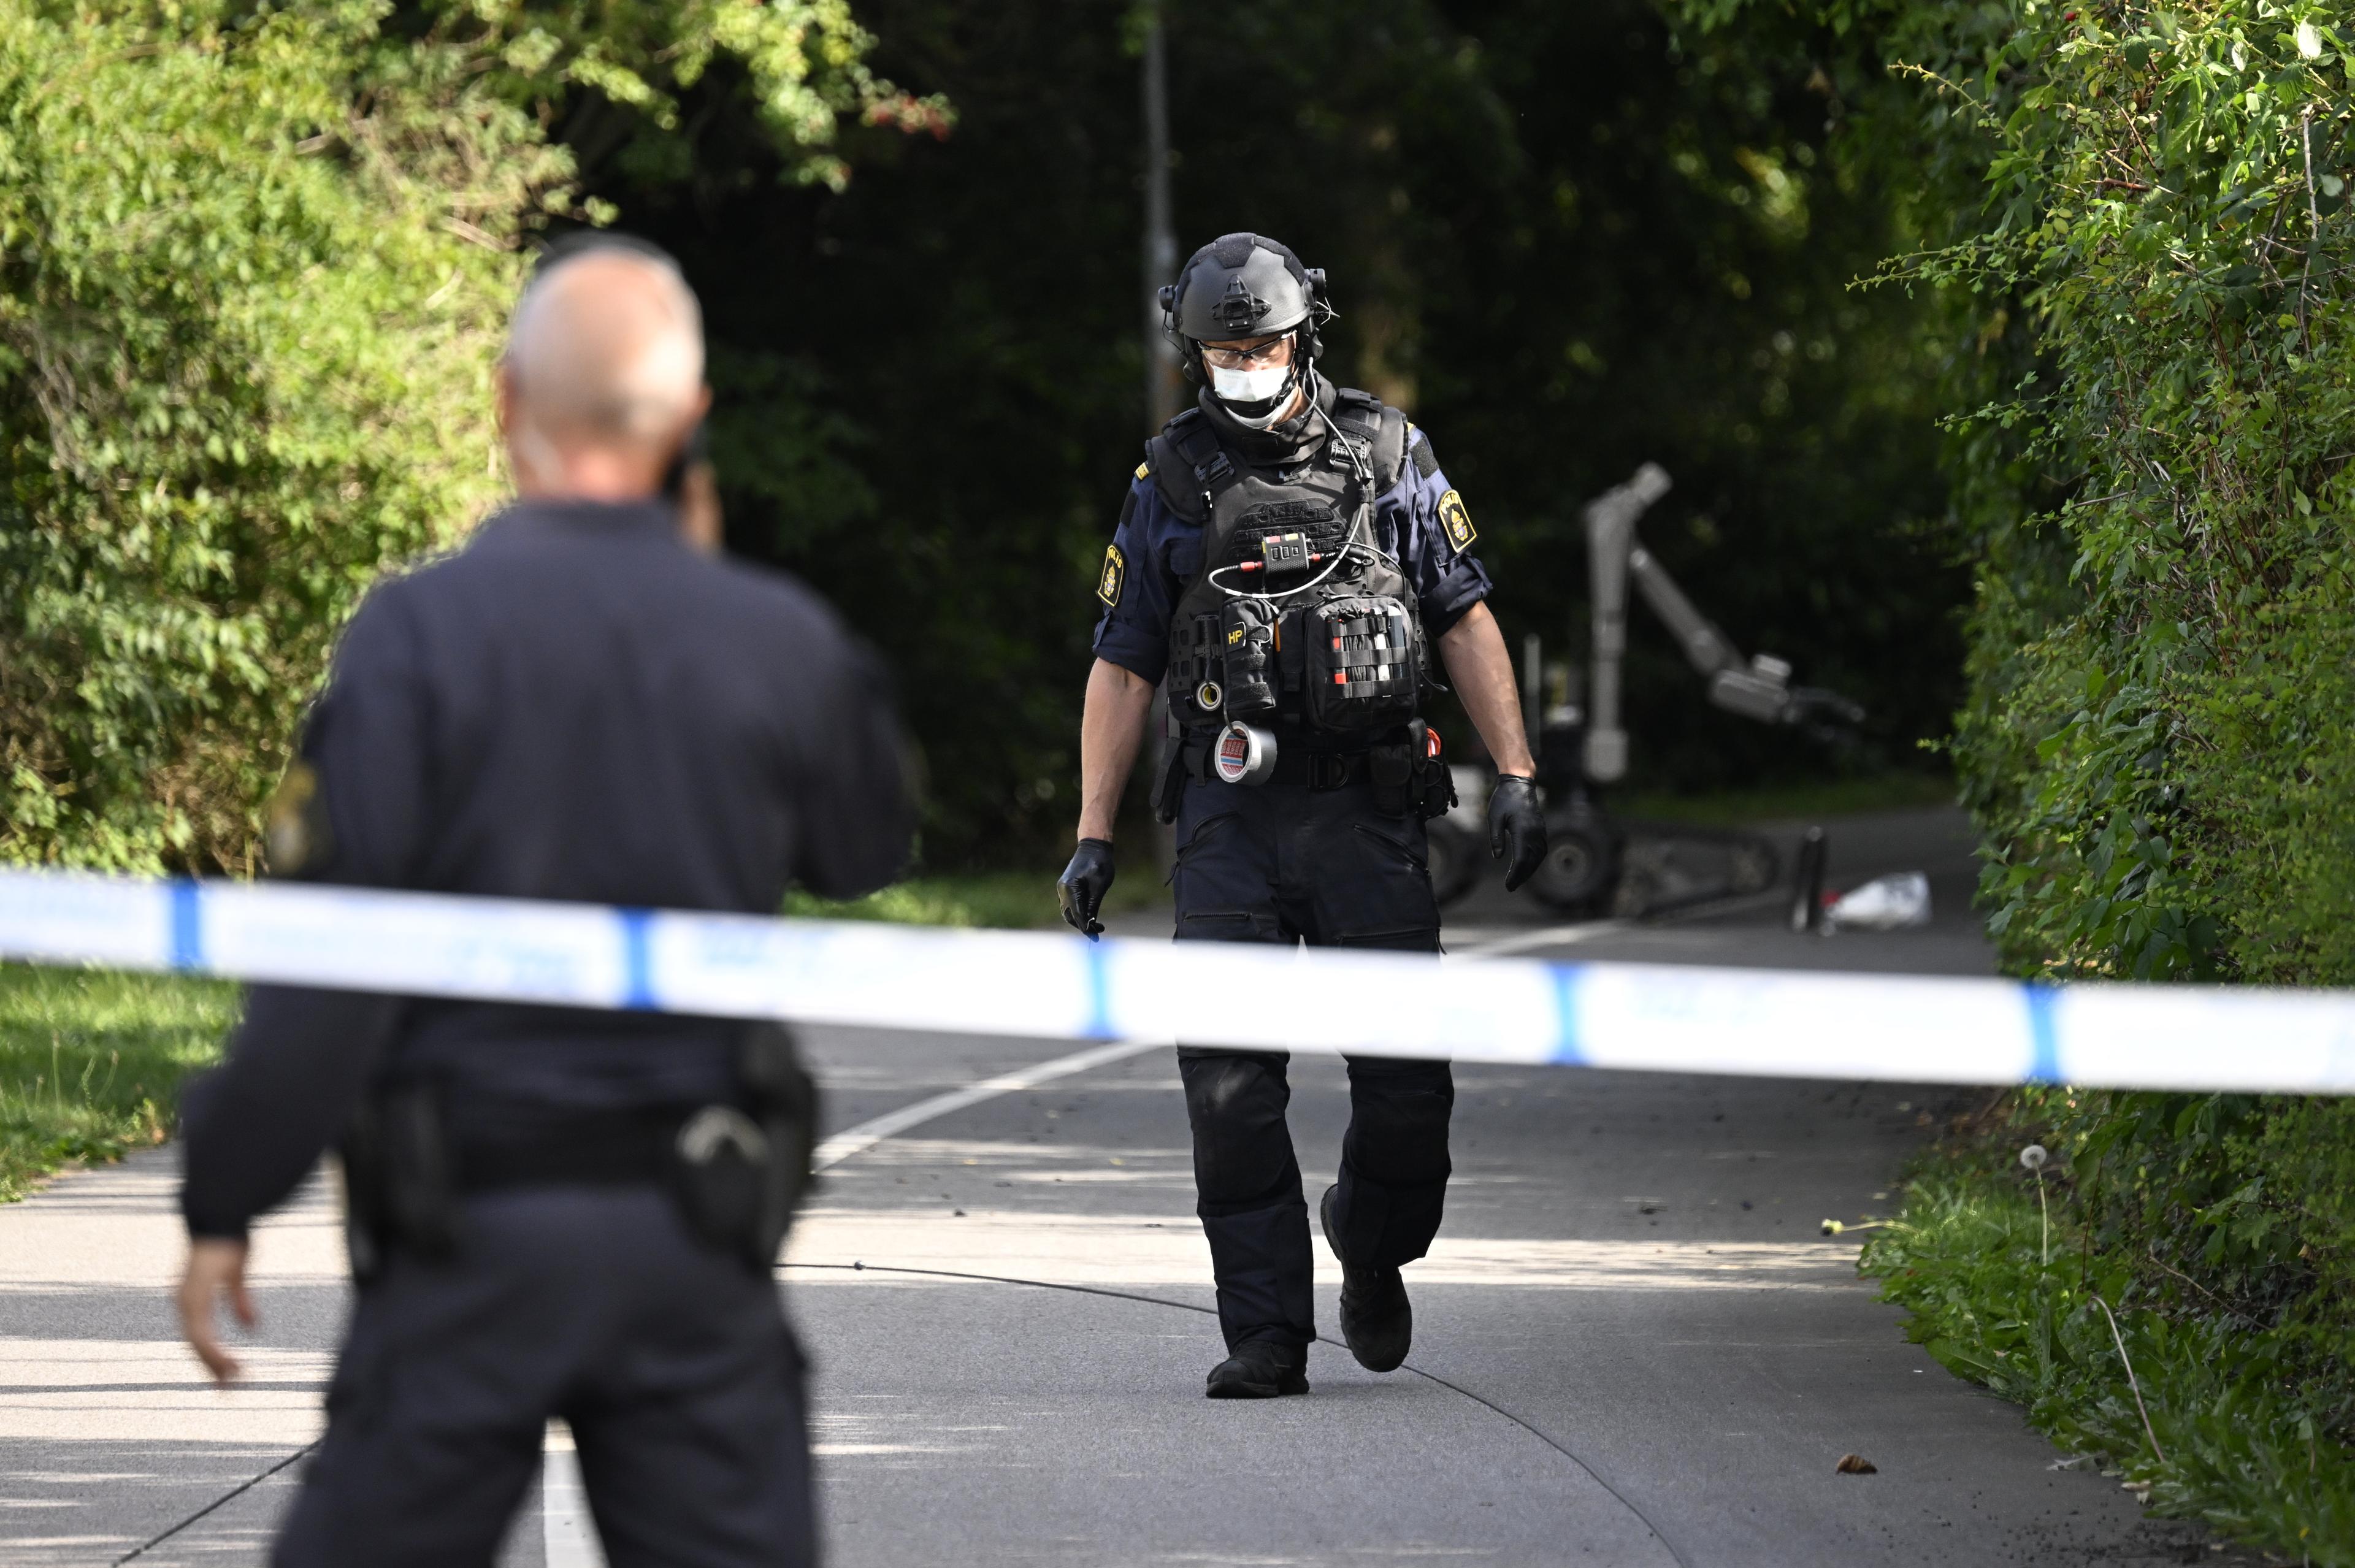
[1220,599,1281,718]
[1172,611,1227,717]
[1305,595,1419,733]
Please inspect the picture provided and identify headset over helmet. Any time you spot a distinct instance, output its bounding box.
[1158,233,1330,427]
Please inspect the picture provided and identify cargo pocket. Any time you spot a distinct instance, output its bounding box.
[1178,909,1280,944]
[1177,811,1240,863]
[1350,820,1428,876]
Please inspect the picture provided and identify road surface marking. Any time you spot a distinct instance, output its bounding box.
[813,1036,1166,1172]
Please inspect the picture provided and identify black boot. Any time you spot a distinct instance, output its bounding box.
[1322,1183,1412,1372]
[1204,1339,1309,1399]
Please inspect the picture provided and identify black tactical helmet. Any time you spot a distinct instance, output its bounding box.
[1159,232,1328,381]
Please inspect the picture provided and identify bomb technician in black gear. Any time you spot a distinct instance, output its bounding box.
[1058,233,1549,1399]
[173,236,914,1566]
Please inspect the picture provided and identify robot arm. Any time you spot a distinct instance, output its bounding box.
[1626,548,1802,726]
[1581,464,1671,783]
[1583,464,1862,782]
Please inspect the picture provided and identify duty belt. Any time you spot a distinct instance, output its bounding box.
[1177,736,1372,791]
[456,1106,690,1192]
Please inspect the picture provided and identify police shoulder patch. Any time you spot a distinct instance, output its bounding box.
[1438,488,1476,551]
[1133,459,1151,481]
[262,760,334,878]
[1097,543,1127,607]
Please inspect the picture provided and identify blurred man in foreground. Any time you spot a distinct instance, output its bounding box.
[175,235,913,1566]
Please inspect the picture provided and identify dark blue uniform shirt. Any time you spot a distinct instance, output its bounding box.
[1090,416,1492,686]
[182,499,913,1238]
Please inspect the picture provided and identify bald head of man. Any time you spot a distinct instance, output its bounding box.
[497,243,711,505]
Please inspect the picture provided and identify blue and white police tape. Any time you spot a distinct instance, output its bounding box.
[0,868,2351,1094]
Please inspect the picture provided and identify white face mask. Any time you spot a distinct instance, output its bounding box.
[1211,362,1292,405]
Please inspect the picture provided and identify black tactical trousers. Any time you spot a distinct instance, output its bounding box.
[1172,770,1454,1353]
[275,1185,812,1568]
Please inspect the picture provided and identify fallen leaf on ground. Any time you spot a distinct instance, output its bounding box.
[1836,1453,1878,1475]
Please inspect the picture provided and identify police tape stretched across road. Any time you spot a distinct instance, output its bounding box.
[2,865,2353,1097]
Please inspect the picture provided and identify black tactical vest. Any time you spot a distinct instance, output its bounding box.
[1148,386,1425,749]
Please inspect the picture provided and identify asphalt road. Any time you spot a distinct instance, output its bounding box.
[0,807,2265,1566]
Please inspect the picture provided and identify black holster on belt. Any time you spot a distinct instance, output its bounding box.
[1368,720,1458,821]
[339,1024,818,1279]
[1154,739,1190,824]
[672,1022,820,1270]
[340,1078,458,1282]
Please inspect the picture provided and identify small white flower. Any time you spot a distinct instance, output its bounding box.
[2020,1144,2049,1172]
[2296,20,2324,59]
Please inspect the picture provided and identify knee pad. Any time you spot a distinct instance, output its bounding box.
[1179,1051,1297,1207]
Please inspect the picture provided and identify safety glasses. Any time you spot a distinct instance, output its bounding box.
[1198,333,1293,370]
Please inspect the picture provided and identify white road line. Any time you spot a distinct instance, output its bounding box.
[538,1033,1167,1557]
[1449,919,1626,958]
[542,1422,604,1568]
[535,912,1676,1549]
[813,1036,1167,1172]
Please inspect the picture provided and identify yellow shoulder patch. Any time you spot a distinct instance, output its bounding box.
[1097,543,1127,607]
[1134,460,1151,480]
[1438,488,1476,551]
[262,760,332,878]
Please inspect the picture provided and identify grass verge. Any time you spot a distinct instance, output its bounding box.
[1,870,1134,1201]
[1863,1137,2355,1562]
[0,963,234,1201]
[784,868,1170,930]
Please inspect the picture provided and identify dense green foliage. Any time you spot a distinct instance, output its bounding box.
[0,0,918,874]
[1867,1110,2355,1560]
[1671,1,2355,1545]
[0,965,231,1199]
[593,0,1962,859]
[1878,5,2355,990]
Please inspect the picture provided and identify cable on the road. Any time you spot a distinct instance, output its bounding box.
[781,1260,1690,1566]
[110,1439,321,1566]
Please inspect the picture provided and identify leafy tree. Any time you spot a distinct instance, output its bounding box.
[0,0,917,872]
[591,0,1961,861]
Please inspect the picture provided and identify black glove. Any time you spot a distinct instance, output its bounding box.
[1488,776,1548,893]
[1057,838,1116,939]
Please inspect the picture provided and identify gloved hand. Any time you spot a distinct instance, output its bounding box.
[1488,776,1548,893]
[1057,838,1116,939]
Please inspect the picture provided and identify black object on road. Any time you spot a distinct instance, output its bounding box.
[1791,825,1830,934]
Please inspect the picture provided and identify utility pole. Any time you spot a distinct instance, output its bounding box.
[1141,2,1181,873]
[1141,2,1181,433]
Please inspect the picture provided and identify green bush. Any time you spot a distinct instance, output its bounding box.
[1674,0,2355,1548]
[0,0,919,875]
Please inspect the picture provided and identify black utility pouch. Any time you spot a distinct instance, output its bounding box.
[1220,600,1279,717]
[342,1079,457,1275]
[1304,595,1419,732]
[1154,741,1187,825]
[1368,743,1415,818]
[1417,754,1459,820]
[673,1022,819,1271]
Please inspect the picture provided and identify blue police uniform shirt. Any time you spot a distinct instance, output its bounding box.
[180,498,913,1239]
[1090,411,1493,686]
